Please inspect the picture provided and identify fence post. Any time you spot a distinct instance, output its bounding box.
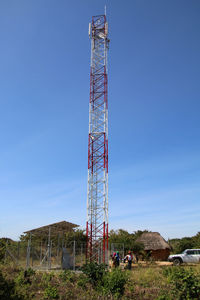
[26,234,31,269]
[32,244,34,267]
[61,238,64,249]
[73,240,76,271]
[47,227,51,270]
[57,234,60,265]
[50,241,52,268]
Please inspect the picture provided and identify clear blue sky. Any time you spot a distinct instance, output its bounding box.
[0,0,200,240]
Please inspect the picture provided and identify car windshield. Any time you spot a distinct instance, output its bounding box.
[182,250,187,254]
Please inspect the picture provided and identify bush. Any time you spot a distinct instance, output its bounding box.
[156,296,171,300]
[25,268,35,277]
[59,270,76,283]
[81,262,107,286]
[42,272,54,284]
[44,284,59,299]
[0,270,15,300]
[15,270,31,286]
[77,273,89,289]
[0,269,27,300]
[103,268,129,298]
[81,262,129,297]
[163,267,200,299]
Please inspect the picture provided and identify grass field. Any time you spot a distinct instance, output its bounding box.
[1,262,200,299]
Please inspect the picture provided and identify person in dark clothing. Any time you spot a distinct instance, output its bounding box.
[116,251,120,267]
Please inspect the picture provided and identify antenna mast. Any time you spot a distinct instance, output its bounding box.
[86,14,109,263]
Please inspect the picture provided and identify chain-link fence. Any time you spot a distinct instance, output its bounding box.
[4,239,124,270]
[4,240,87,270]
[110,242,125,260]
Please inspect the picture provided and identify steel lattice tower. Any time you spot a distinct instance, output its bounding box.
[86,14,109,264]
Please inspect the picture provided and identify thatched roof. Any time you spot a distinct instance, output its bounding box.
[136,232,170,250]
[24,221,79,236]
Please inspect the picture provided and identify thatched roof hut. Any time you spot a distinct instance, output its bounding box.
[136,232,170,261]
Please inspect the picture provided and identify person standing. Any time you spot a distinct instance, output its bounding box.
[112,252,117,268]
[116,251,120,267]
[124,251,133,270]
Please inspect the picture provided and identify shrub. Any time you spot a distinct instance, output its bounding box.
[77,273,89,289]
[25,268,35,277]
[81,262,107,286]
[44,284,59,299]
[163,267,200,299]
[15,268,35,286]
[103,268,129,298]
[59,270,76,283]
[42,272,54,284]
[156,296,171,300]
[0,270,16,300]
[81,262,129,297]
[14,270,35,299]
[15,270,27,286]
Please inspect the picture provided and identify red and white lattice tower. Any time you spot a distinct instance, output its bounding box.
[86,14,109,264]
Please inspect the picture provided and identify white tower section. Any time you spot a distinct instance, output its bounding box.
[86,14,109,263]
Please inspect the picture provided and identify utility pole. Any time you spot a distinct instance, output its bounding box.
[86,13,109,264]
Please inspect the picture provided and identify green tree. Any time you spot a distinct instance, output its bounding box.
[65,229,86,247]
[109,229,146,253]
[0,238,7,261]
[176,237,194,253]
[192,232,200,248]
